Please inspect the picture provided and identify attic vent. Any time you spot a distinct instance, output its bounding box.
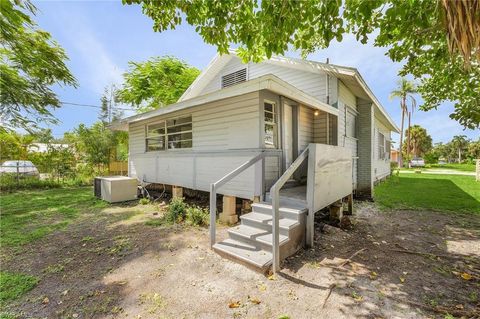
[221,68,247,88]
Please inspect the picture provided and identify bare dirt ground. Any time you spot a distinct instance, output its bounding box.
[2,201,480,319]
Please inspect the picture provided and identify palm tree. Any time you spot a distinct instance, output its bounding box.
[390,78,417,167]
[451,135,469,163]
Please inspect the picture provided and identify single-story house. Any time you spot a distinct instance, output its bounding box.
[112,51,399,271]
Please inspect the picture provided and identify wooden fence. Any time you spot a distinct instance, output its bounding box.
[109,161,128,176]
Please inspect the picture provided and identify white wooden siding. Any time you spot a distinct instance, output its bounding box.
[201,56,336,104]
[128,92,262,199]
[298,105,314,153]
[337,80,358,189]
[201,58,247,95]
[374,117,391,180]
[313,112,328,144]
[339,81,357,110]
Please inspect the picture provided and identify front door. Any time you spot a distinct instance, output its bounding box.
[282,103,294,170]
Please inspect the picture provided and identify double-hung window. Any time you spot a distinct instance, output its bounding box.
[146,115,192,151]
[264,101,278,148]
[378,132,385,159]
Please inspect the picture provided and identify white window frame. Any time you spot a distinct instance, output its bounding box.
[378,131,386,160]
[263,100,278,149]
[345,107,357,138]
[146,115,193,152]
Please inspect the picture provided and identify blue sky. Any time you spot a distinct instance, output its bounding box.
[34,1,478,144]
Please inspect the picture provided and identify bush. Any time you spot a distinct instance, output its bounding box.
[166,197,187,223]
[390,161,398,170]
[186,206,209,226]
[139,198,150,205]
[0,175,61,192]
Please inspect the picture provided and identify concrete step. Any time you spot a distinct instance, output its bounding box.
[265,193,307,208]
[251,202,306,221]
[227,224,289,250]
[213,239,272,271]
[240,212,299,236]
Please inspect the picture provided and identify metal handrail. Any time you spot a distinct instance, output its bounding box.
[209,151,266,247]
[269,145,310,273]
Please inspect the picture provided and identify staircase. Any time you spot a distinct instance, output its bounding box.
[213,194,307,272]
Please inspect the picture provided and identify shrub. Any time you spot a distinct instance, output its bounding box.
[0,175,61,192]
[186,206,209,226]
[166,197,187,223]
[390,161,398,170]
[139,198,150,205]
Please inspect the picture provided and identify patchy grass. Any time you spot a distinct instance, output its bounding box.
[0,272,39,304]
[374,173,480,213]
[0,187,108,247]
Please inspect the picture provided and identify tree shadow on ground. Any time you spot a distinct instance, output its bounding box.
[281,202,480,318]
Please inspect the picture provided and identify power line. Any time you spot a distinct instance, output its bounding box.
[60,101,134,111]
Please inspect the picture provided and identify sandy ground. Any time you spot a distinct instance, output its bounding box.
[2,201,480,319]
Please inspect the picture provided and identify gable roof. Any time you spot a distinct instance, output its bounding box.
[179,51,399,133]
[110,74,338,131]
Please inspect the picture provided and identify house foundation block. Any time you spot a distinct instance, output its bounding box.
[329,201,343,223]
[219,195,238,224]
[172,186,183,198]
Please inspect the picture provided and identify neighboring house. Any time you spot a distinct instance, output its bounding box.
[28,143,69,153]
[112,51,399,271]
[391,149,399,163]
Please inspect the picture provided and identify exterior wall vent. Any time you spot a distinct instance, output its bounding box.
[221,68,247,88]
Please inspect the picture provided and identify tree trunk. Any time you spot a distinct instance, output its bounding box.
[458,148,461,163]
[407,111,411,167]
[398,99,406,168]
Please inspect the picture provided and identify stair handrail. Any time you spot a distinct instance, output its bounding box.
[269,145,310,273]
[209,151,266,247]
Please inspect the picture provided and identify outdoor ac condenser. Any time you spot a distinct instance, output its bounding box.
[94,176,137,203]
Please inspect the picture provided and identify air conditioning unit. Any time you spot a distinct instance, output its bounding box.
[94,176,137,203]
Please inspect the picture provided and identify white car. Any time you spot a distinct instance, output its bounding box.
[0,160,39,177]
[410,157,425,167]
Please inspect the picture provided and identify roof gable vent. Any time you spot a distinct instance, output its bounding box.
[221,68,247,88]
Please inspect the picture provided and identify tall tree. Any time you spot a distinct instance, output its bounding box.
[402,125,432,158]
[117,56,200,113]
[100,85,123,123]
[467,140,480,160]
[451,135,470,163]
[124,0,480,128]
[0,0,77,132]
[389,78,417,167]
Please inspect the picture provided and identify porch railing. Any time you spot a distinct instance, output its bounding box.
[269,145,310,273]
[209,151,266,247]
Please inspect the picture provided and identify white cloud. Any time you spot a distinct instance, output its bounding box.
[53,7,124,94]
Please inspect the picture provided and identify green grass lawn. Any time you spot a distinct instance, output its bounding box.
[428,163,476,172]
[0,187,107,247]
[0,272,39,305]
[374,173,480,213]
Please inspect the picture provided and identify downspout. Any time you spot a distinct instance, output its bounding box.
[325,58,330,105]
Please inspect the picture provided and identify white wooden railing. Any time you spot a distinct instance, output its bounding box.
[269,146,310,273]
[209,151,267,247]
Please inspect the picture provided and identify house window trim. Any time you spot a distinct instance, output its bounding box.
[263,99,279,149]
[378,131,388,160]
[345,107,357,139]
[145,115,193,152]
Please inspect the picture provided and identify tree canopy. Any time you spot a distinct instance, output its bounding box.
[116,56,200,112]
[124,0,480,129]
[402,125,432,158]
[0,0,77,132]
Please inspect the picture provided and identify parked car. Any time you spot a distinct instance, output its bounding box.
[410,157,425,167]
[0,160,39,177]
